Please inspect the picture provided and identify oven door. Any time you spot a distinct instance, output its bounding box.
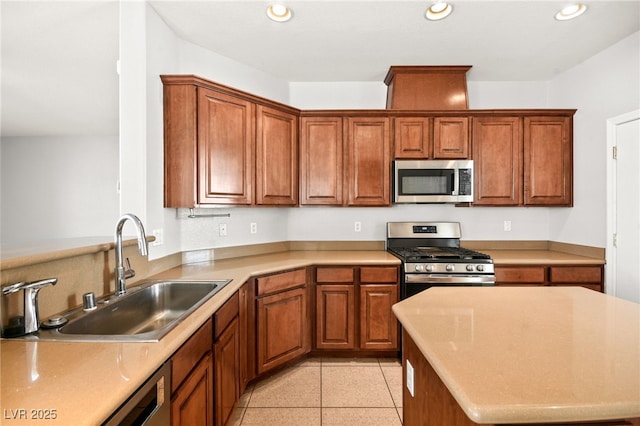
[402,273,495,299]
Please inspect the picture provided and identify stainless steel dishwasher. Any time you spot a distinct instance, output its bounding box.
[102,361,170,426]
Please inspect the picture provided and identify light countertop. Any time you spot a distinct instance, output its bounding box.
[0,250,399,425]
[483,249,605,265]
[0,244,606,425]
[392,286,640,424]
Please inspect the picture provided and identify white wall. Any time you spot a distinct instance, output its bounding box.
[547,31,640,247]
[0,135,119,244]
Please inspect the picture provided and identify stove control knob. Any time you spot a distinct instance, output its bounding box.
[466,264,474,272]
[476,265,485,272]
[446,264,455,272]
[415,264,424,272]
[425,264,434,272]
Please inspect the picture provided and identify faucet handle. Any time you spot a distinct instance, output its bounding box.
[2,278,57,295]
[2,281,28,295]
[124,258,136,280]
[2,278,58,335]
[24,278,58,290]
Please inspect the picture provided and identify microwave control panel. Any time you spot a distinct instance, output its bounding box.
[459,169,473,195]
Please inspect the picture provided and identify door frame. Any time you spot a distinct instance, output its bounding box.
[605,109,640,296]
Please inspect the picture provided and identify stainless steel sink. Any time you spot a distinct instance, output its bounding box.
[32,279,232,342]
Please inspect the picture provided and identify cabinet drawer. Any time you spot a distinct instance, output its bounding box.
[214,292,239,339]
[495,266,545,283]
[316,267,354,283]
[549,266,602,283]
[172,319,213,393]
[360,267,398,283]
[257,268,306,296]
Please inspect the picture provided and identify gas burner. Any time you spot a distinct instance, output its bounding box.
[388,246,491,262]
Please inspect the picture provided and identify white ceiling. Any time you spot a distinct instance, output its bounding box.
[2,0,639,137]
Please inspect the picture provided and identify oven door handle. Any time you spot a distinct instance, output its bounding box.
[405,274,495,285]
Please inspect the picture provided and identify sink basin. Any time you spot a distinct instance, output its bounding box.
[34,279,232,342]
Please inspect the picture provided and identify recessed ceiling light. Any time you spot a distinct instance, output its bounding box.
[267,4,292,22]
[555,3,587,21]
[425,1,453,21]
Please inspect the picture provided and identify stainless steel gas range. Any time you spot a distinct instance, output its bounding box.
[387,222,495,299]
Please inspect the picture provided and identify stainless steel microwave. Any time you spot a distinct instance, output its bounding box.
[393,160,474,203]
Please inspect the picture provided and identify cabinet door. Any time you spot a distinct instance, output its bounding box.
[433,117,469,159]
[549,266,603,292]
[345,117,391,206]
[300,116,344,205]
[257,286,310,374]
[238,282,252,390]
[495,266,546,285]
[472,117,523,205]
[256,105,298,205]
[394,117,432,159]
[359,284,398,350]
[524,116,572,206]
[197,88,254,205]
[316,284,356,349]
[215,317,240,426]
[171,352,214,426]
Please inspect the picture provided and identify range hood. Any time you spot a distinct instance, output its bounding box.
[384,65,471,110]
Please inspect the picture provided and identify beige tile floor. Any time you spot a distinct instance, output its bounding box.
[230,357,403,426]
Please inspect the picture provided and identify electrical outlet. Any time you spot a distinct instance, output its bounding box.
[250,222,257,234]
[504,220,512,232]
[219,223,228,237]
[152,229,163,246]
[354,221,362,232]
[406,360,415,397]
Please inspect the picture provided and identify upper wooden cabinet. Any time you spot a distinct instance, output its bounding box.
[473,116,523,205]
[473,112,574,207]
[162,75,298,207]
[300,114,391,206]
[198,88,255,205]
[393,117,432,159]
[433,117,470,159]
[345,116,392,206]
[299,116,344,205]
[256,105,298,206]
[524,116,573,206]
[393,116,470,159]
[163,75,575,209]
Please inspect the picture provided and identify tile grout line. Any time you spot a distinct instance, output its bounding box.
[320,357,324,425]
[379,357,404,425]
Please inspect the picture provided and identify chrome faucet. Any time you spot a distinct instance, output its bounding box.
[114,213,148,297]
[2,278,58,335]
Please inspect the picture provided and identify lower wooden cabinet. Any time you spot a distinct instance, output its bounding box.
[256,269,310,374]
[172,353,214,426]
[360,284,398,350]
[549,266,603,292]
[214,292,241,426]
[171,320,214,426]
[315,266,399,351]
[495,265,604,292]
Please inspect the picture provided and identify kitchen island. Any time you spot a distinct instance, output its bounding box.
[392,287,640,425]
